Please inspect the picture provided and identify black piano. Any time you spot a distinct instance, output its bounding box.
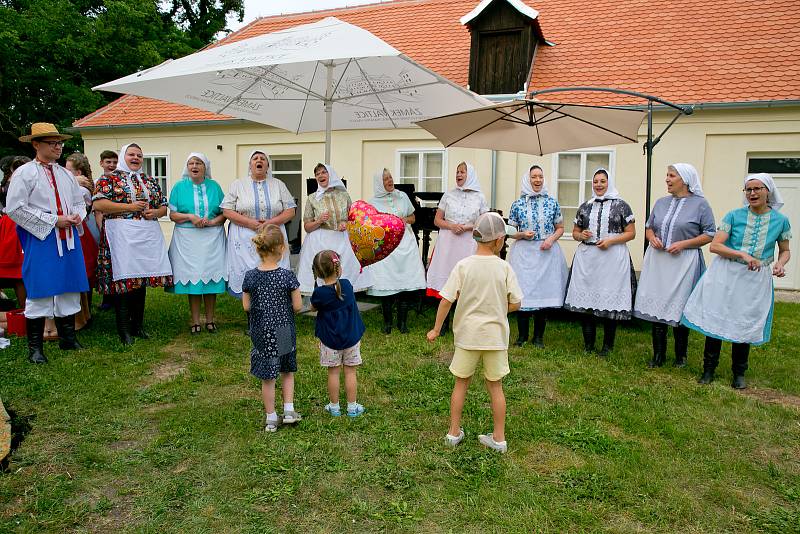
[394,184,441,268]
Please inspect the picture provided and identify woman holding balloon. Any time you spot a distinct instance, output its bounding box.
[297,163,371,295]
[365,168,426,334]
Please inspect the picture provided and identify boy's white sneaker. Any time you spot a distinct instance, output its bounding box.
[478,433,507,453]
[445,428,465,447]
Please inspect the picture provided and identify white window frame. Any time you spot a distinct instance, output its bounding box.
[395,149,447,202]
[142,153,169,220]
[551,149,615,239]
[269,155,302,180]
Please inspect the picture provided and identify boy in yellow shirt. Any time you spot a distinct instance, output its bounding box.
[427,212,522,453]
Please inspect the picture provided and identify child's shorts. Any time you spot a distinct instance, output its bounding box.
[251,349,297,381]
[319,341,362,367]
[449,347,509,381]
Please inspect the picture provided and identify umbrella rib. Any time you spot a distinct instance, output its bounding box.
[296,62,321,135]
[330,58,353,98]
[444,104,528,147]
[529,102,544,155]
[247,65,327,101]
[352,58,398,128]
[215,66,275,115]
[532,103,639,143]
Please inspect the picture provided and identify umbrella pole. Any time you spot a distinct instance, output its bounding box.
[324,62,334,165]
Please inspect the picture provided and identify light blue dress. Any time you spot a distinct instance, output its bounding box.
[682,207,791,344]
[167,178,227,295]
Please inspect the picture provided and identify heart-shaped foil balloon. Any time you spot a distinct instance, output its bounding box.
[347,200,405,268]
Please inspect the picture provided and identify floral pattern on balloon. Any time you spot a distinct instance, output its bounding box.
[347,200,405,268]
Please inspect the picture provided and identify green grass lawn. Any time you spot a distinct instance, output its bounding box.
[1,291,799,533]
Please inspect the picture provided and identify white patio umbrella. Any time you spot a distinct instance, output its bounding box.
[415,99,646,156]
[94,17,489,163]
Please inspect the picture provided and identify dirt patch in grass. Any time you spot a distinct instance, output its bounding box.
[740,386,800,410]
[514,441,586,475]
[437,349,453,365]
[142,402,177,414]
[140,340,197,386]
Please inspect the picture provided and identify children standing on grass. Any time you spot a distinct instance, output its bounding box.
[242,225,303,432]
[310,250,366,418]
[427,212,522,453]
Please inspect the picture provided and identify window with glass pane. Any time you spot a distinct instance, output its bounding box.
[272,158,302,173]
[555,150,613,236]
[143,155,169,198]
[397,151,445,193]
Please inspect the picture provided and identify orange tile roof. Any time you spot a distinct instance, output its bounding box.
[75,0,800,127]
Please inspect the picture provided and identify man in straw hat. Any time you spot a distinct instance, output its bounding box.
[4,123,89,363]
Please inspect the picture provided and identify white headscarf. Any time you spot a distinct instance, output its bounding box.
[590,167,619,201]
[116,143,150,202]
[520,165,548,197]
[182,152,212,181]
[744,173,784,211]
[671,163,704,197]
[247,150,272,180]
[373,168,392,198]
[454,162,481,192]
[314,163,346,199]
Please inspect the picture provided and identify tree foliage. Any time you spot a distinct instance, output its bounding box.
[0,0,244,158]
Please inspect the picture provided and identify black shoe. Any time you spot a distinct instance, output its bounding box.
[598,346,612,358]
[531,313,546,349]
[55,315,83,350]
[532,337,544,349]
[581,319,596,353]
[382,323,392,335]
[115,295,135,345]
[381,298,393,335]
[732,375,747,389]
[132,328,150,339]
[26,317,48,364]
[397,299,409,334]
[513,338,526,347]
[398,322,409,334]
[697,371,714,385]
[674,355,687,368]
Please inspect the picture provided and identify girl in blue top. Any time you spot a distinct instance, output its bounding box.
[310,249,366,417]
[682,173,791,389]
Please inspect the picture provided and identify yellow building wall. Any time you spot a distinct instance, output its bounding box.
[80,105,800,284]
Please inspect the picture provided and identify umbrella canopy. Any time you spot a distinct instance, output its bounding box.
[94,17,489,163]
[415,99,646,156]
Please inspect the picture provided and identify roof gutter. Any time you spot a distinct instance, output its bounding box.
[68,118,251,133]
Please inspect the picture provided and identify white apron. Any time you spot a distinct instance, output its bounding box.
[565,241,632,314]
[426,229,477,292]
[508,239,568,310]
[226,222,289,295]
[634,247,702,325]
[682,257,774,344]
[104,219,173,281]
[168,225,228,286]
[366,224,427,296]
[297,228,372,295]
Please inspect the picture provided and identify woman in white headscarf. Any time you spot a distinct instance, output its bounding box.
[682,173,791,389]
[564,168,636,357]
[507,165,568,348]
[297,162,371,295]
[221,150,296,298]
[93,143,173,344]
[365,168,426,333]
[425,161,487,305]
[634,163,715,368]
[167,153,227,334]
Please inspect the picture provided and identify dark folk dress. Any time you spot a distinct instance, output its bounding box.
[242,267,300,380]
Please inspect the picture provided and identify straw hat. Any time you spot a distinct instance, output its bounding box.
[18,123,72,143]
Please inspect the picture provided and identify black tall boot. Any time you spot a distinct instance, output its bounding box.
[599,319,617,357]
[673,325,689,367]
[515,311,530,347]
[55,314,83,350]
[698,336,721,384]
[731,342,750,389]
[581,316,596,353]
[381,297,393,334]
[648,323,668,368]
[397,295,409,334]
[115,294,134,345]
[25,317,47,364]
[532,311,547,348]
[130,288,149,339]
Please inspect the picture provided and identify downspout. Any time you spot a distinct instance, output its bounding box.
[490,150,498,209]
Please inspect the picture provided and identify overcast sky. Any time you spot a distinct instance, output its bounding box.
[227,0,391,32]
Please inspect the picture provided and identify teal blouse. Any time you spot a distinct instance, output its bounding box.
[719,207,791,263]
[168,178,225,228]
